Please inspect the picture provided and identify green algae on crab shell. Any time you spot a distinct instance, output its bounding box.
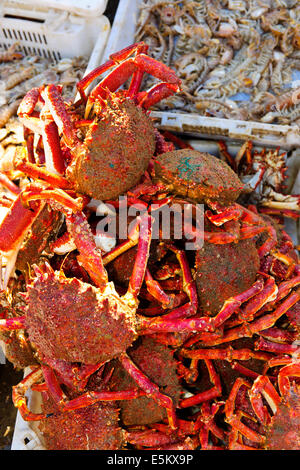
[66,97,156,200]
[154,149,244,204]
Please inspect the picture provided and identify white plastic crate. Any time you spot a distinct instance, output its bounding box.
[0,0,110,61]
[101,0,300,150]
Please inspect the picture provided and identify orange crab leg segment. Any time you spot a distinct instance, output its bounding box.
[127,214,153,300]
[0,316,25,330]
[41,84,78,148]
[0,194,44,287]
[179,360,222,408]
[278,362,300,397]
[0,171,21,195]
[16,159,72,190]
[12,368,50,421]
[65,210,108,290]
[21,186,83,213]
[225,377,265,445]
[249,375,281,426]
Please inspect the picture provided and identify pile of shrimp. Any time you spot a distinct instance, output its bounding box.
[136,0,300,125]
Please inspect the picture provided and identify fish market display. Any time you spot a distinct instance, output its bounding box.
[0,41,299,451]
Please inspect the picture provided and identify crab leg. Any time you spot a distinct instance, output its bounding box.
[0,316,25,330]
[88,55,180,101]
[126,214,153,301]
[77,42,148,102]
[127,43,149,98]
[16,159,72,190]
[0,172,21,196]
[102,218,140,265]
[144,269,181,309]
[85,48,181,115]
[197,402,226,449]
[225,378,265,445]
[126,429,180,448]
[213,279,264,328]
[249,375,281,426]
[207,202,277,254]
[278,362,300,396]
[23,126,36,163]
[0,196,14,208]
[64,210,108,290]
[255,336,300,356]
[276,275,300,301]
[21,185,83,213]
[76,59,116,102]
[238,275,278,321]
[41,356,104,391]
[12,368,50,421]
[41,85,77,148]
[41,365,146,411]
[184,218,266,246]
[61,387,147,412]
[0,194,44,288]
[138,313,215,335]
[17,87,41,117]
[119,351,177,430]
[205,288,300,345]
[164,245,198,320]
[19,89,71,176]
[41,365,68,407]
[40,107,66,175]
[138,83,180,109]
[180,347,272,362]
[139,278,264,334]
[259,326,297,343]
[179,360,222,408]
[14,366,147,420]
[18,88,45,136]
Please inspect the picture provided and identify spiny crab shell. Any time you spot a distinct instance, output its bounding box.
[0,289,36,369]
[39,386,123,450]
[25,267,137,364]
[66,96,156,200]
[154,149,244,204]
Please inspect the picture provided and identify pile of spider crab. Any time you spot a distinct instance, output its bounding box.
[0,42,89,178]
[0,41,299,450]
[135,0,300,125]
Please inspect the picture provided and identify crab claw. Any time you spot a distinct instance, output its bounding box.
[0,193,44,289]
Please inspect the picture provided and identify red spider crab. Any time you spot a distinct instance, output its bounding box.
[0,210,205,429]
[16,41,181,200]
[131,148,278,253]
[2,201,280,430]
[12,357,198,450]
[223,358,300,449]
[0,42,180,288]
